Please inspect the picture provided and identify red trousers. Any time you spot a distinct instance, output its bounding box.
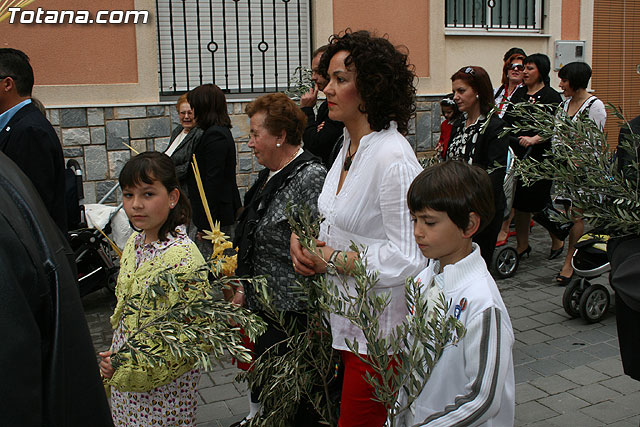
[338,351,396,427]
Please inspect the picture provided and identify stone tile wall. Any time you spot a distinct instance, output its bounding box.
[49,95,442,204]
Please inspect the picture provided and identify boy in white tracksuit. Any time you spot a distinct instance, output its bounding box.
[400,161,515,426]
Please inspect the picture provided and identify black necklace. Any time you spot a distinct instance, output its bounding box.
[343,140,355,171]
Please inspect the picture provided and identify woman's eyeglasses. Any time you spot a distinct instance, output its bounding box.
[509,64,524,71]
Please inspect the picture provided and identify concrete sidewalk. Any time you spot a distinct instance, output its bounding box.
[83,226,640,426]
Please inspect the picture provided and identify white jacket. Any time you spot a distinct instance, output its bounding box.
[317,122,426,353]
[399,245,515,427]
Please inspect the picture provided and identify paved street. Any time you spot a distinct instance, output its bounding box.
[83,225,640,426]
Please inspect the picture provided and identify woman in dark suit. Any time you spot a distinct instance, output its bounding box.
[446,65,509,266]
[186,84,241,257]
[506,54,562,260]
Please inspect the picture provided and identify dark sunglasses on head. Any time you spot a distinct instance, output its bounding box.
[509,64,524,71]
[464,67,475,76]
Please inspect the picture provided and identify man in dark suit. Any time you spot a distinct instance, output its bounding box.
[300,45,344,168]
[0,151,113,426]
[0,48,67,232]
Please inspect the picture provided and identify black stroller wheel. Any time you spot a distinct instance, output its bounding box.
[579,284,610,323]
[493,247,519,279]
[563,278,587,318]
[106,269,119,293]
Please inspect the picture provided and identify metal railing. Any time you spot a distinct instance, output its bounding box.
[445,0,544,30]
[156,0,312,95]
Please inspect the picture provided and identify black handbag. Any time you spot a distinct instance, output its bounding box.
[532,203,574,241]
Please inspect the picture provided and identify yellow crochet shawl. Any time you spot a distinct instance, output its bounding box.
[106,232,209,392]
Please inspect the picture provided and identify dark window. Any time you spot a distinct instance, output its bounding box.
[156,0,312,95]
[445,0,543,30]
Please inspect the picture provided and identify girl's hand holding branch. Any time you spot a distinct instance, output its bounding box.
[98,350,115,379]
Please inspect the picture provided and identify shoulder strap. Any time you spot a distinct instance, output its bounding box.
[584,96,598,111]
[574,96,598,119]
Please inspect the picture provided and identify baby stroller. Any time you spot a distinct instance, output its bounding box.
[492,147,520,279]
[562,233,612,323]
[66,160,129,297]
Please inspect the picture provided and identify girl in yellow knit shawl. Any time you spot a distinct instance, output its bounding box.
[99,151,209,426]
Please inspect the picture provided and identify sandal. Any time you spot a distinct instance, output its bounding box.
[555,272,573,286]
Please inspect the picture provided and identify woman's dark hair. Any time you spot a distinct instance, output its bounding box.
[408,160,495,235]
[187,84,232,130]
[523,53,551,86]
[119,151,191,241]
[312,44,329,59]
[558,62,592,91]
[245,92,306,146]
[318,29,417,134]
[440,94,461,120]
[450,66,495,115]
[501,53,525,87]
[503,47,526,62]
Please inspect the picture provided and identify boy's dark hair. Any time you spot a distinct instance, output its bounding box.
[408,160,495,235]
[187,83,232,130]
[0,48,34,97]
[558,61,592,91]
[119,151,191,241]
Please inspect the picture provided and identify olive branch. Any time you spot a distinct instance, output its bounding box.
[501,102,640,236]
[241,203,465,427]
[109,261,266,374]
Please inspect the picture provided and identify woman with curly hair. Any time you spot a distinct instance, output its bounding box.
[290,30,425,427]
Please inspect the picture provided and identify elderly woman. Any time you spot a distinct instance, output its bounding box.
[506,53,562,260]
[554,62,606,284]
[290,30,425,427]
[186,84,241,256]
[447,65,509,265]
[231,93,326,426]
[165,94,203,188]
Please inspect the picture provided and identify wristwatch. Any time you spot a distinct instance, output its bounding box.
[326,250,341,276]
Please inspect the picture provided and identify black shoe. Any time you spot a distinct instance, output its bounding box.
[548,244,564,260]
[517,245,532,260]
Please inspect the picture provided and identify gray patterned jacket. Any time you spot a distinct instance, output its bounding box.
[243,153,326,312]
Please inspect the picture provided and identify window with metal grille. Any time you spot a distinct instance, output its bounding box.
[156,0,312,95]
[445,0,544,30]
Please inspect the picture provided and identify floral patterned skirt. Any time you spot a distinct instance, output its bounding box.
[110,321,201,426]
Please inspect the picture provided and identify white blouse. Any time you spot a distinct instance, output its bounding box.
[318,122,426,353]
[560,95,607,130]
